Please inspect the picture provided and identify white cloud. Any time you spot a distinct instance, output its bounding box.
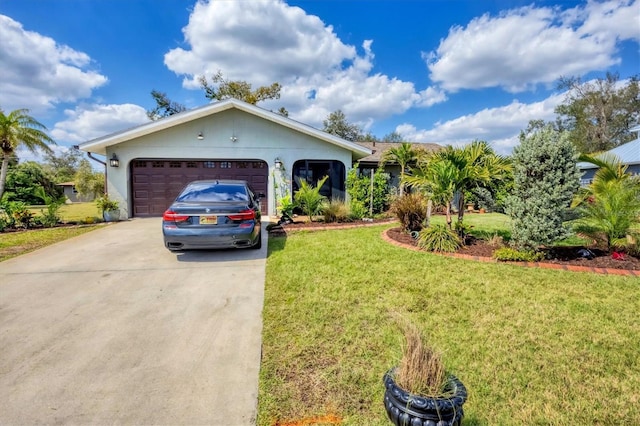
[0,15,108,113]
[426,0,639,93]
[15,144,74,165]
[397,92,566,155]
[163,0,442,128]
[51,104,149,143]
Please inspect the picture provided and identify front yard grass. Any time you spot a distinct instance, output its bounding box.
[28,202,101,222]
[0,225,100,262]
[259,224,640,425]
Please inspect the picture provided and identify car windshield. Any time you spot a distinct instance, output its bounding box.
[176,183,249,202]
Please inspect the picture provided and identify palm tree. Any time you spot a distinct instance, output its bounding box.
[405,156,457,227]
[573,152,633,206]
[571,153,640,252]
[380,142,424,196]
[0,109,55,201]
[404,141,511,228]
[451,141,511,223]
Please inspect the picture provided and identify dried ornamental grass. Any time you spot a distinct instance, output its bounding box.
[395,322,448,397]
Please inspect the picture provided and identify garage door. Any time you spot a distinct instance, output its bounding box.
[131,159,269,217]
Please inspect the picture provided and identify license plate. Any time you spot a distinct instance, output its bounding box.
[199,215,217,225]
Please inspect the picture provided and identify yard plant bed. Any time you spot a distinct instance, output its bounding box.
[268,217,395,236]
[386,227,640,271]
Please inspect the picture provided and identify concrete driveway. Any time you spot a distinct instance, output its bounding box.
[0,218,266,425]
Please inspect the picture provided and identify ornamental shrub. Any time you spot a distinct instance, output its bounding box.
[391,193,428,232]
[294,176,328,222]
[493,247,544,262]
[506,124,581,251]
[417,224,461,252]
[346,166,390,216]
[323,199,351,223]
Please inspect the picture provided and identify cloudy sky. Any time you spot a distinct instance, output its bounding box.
[1,0,639,159]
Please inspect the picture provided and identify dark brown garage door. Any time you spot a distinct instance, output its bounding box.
[131,159,269,217]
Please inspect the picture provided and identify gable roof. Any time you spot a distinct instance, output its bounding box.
[78,98,371,158]
[355,141,442,164]
[578,131,640,170]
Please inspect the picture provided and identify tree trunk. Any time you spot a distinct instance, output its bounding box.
[399,165,405,197]
[0,154,10,201]
[457,192,465,223]
[446,202,452,228]
[425,198,432,228]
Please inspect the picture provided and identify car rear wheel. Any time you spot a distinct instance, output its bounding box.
[251,230,262,249]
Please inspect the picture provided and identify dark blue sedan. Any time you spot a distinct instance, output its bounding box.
[162,180,262,251]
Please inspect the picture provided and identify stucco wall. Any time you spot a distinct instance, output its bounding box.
[104,109,354,218]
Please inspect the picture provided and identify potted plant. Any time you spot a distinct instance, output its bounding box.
[96,195,120,222]
[383,323,467,426]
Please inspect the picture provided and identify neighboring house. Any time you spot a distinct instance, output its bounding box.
[57,182,95,203]
[355,141,442,188]
[78,98,371,219]
[578,124,640,185]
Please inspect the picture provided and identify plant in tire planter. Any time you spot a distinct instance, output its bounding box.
[384,322,467,426]
[96,196,120,222]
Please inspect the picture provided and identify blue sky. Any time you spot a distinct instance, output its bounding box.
[1,0,639,160]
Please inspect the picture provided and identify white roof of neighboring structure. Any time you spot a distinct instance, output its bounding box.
[78,98,371,158]
[578,125,640,169]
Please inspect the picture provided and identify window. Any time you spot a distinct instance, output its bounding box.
[169,161,182,168]
[152,161,165,168]
[134,161,147,168]
[220,161,232,169]
[176,182,249,202]
[186,161,198,168]
[252,162,266,169]
[203,161,216,168]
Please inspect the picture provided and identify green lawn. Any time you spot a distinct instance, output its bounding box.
[0,225,100,262]
[28,202,101,222]
[259,224,639,425]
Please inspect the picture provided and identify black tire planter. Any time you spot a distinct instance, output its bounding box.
[383,368,467,426]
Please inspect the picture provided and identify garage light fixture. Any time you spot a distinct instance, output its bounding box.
[109,153,120,168]
[197,132,204,140]
[230,135,238,143]
[274,157,283,170]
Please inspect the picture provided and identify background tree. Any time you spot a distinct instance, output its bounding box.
[555,73,640,153]
[42,148,84,183]
[3,161,62,204]
[322,110,363,141]
[148,71,287,120]
[147,90,187,121]
[74,159,105,200]
[382,131,404,143]
[506,123,581,251]
[199,71,287,116]
[1,108,54,201]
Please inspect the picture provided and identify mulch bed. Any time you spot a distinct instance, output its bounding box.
[386,227,640,271]
[267,218,395,237]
